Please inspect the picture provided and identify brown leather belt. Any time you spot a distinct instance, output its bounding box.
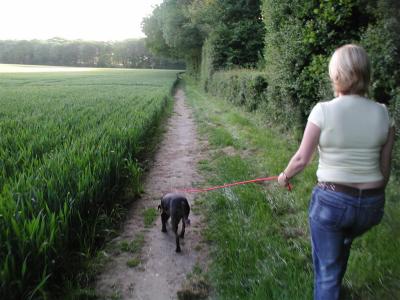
[317,182,384,198]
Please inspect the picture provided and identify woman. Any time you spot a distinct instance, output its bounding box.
[277,44,395,300]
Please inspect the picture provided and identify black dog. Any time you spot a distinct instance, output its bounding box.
[158,193,190,253]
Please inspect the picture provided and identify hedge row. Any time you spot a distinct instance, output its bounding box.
[206,70,268,112]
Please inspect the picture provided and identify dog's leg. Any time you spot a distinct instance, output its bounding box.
[161,212,168,233]
[172,218,181,252]
[180,219,185,239]
[181,200,190,239]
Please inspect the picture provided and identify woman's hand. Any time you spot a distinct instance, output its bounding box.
[278,172,290,187]
[277,121,320,188]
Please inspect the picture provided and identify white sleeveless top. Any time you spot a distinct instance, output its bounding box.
[308,95,393,183]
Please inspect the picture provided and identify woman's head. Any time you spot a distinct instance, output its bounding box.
[329,44,370,96]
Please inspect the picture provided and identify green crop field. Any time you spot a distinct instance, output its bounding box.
[0,65,179,299]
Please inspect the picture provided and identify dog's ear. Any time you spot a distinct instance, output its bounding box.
[157,204,162,211]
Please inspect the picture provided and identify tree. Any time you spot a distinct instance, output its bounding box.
[142,0,205,73]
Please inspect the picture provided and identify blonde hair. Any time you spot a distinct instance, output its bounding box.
[329,44,370,96]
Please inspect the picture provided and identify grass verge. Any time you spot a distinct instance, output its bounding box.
[184,79,400,299]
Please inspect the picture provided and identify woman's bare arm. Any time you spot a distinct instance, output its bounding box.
[380,126,395,187]
[278,122,320,186]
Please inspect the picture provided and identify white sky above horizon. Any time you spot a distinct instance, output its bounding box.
[0,0,163,41]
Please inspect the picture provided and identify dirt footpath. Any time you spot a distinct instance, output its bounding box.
[96,89,208,300]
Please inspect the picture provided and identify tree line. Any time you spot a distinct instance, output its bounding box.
[0,38,185,69]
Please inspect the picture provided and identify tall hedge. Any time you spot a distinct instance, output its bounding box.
[261,0,400,129]
[200,38,215,91]
[208,0,265,69]
[207,70,268,112]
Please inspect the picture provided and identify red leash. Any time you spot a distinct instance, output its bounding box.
[175,176,292,193]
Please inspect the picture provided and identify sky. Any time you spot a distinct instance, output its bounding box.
[0,0,163,41]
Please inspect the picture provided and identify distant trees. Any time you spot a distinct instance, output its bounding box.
[0,38,185,69]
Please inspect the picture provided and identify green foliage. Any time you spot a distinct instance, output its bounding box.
[142,6,176,59]
[200,38,214,91]
[126,257,141,268]
[207,70,268,112]
[0,68,176,299]
[161,1,204,57]
[143,208,158,228]
[262,0,400,127]
[392,91,400,178]
[209,0,265,69]
[198,0,265,87]
[359,1,400,177]
[119,233,145,254]
[208,127,236,148]
[142,0,205,74]
[126,160,143,196]
[144,0,264,76]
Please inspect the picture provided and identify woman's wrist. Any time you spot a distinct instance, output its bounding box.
[282,171,290,181]
[278,171,291,186]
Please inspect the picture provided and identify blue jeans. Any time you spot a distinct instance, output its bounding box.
[308,186,385,300]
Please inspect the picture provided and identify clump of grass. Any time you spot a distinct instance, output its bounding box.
[63,287,98,300]
[177,263,210,300]
[110,291,122,300]
[208,127,236,147]
[143,207,158,228]
[119,233,145,254]
[198,159,212,172]
[126,160,144,196]
[190,263,203,277]
[126,257,141,268]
